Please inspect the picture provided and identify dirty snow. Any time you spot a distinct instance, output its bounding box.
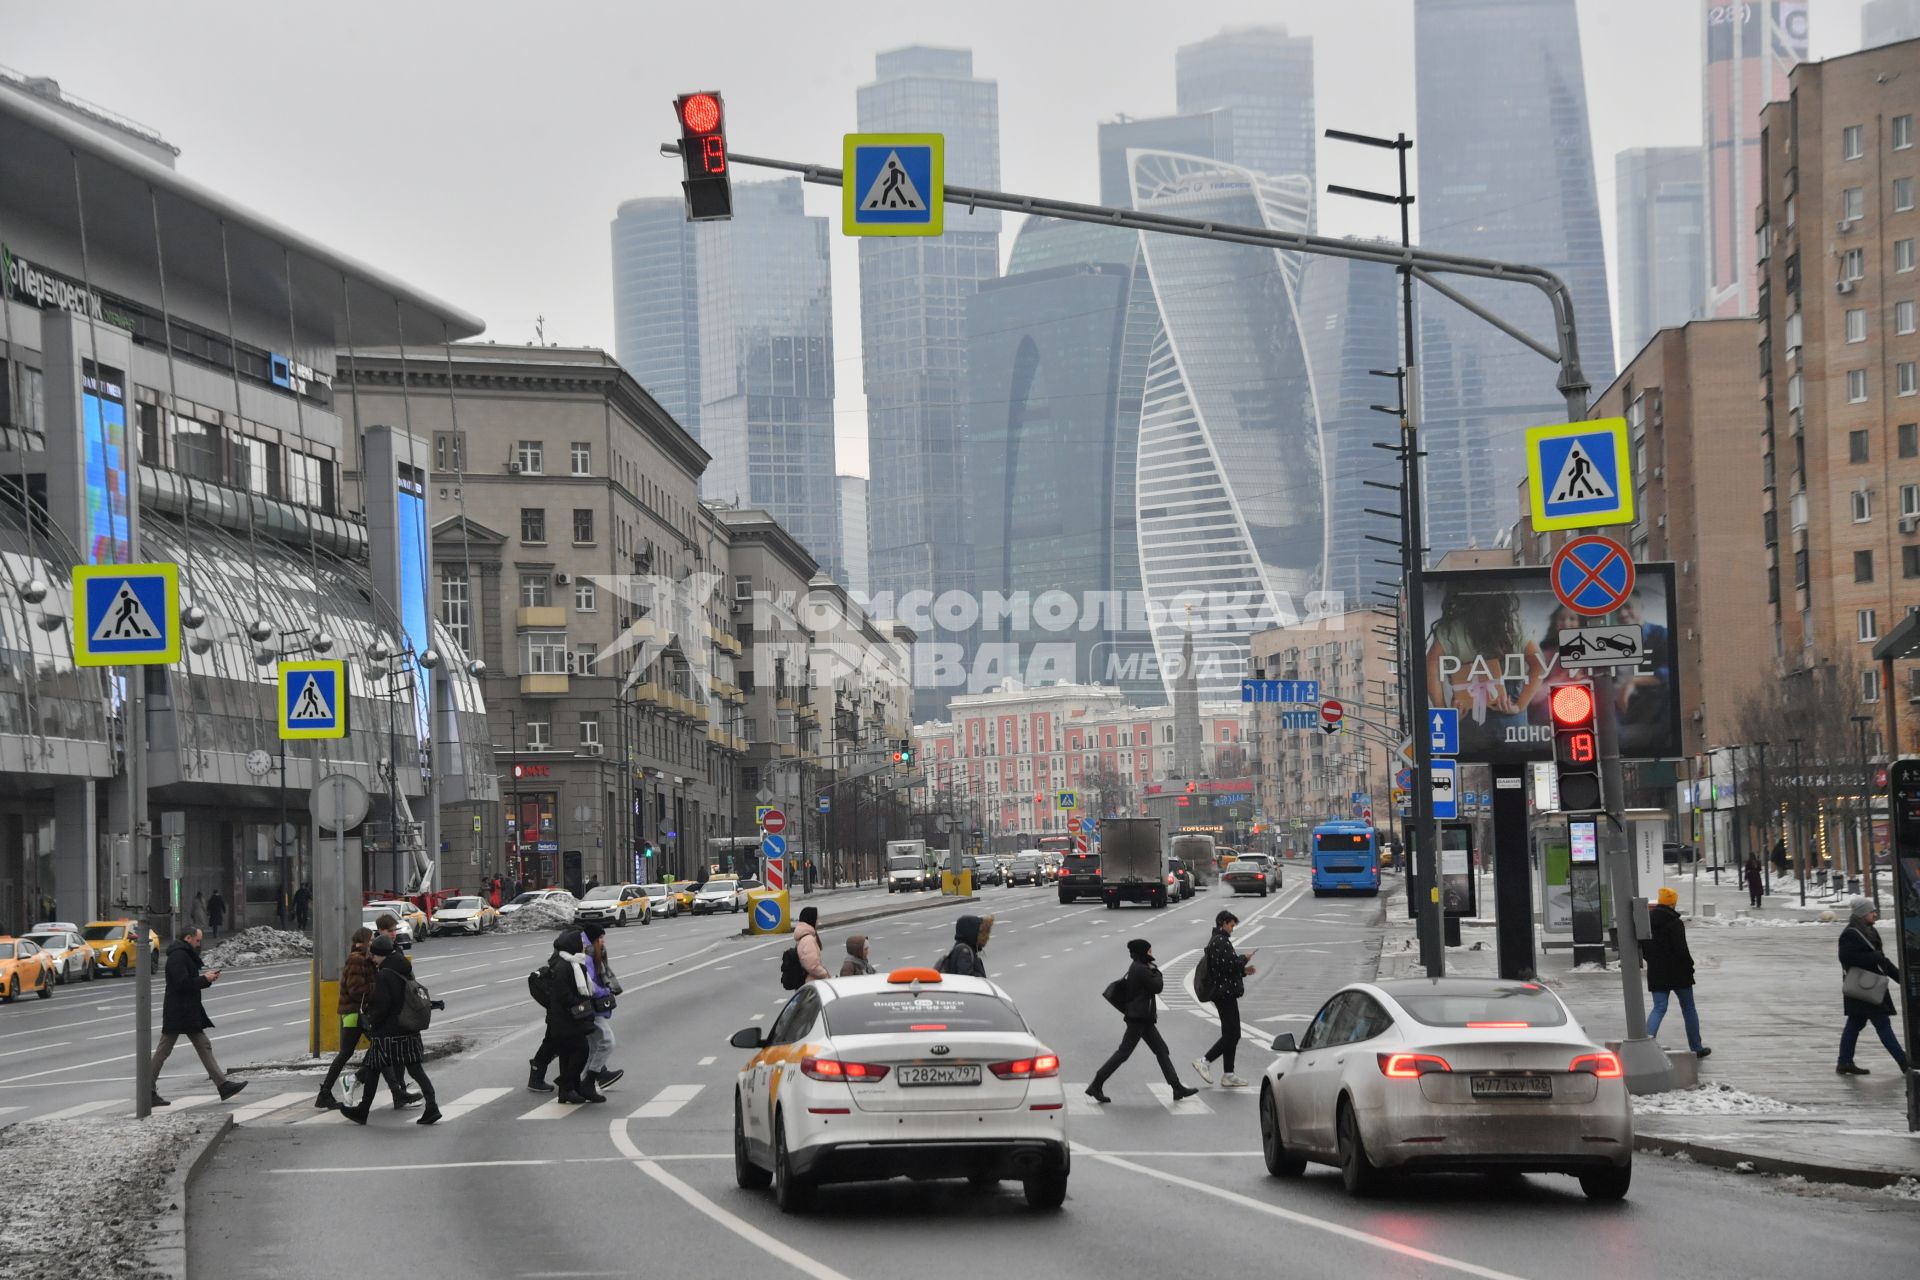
[1694,914,1829,928]
[1633,1082,1803,1115]
[497,900,576,934]
[201,926,312,969]
[0,1111,222,1279]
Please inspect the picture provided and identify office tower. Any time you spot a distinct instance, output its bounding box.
[838,474,869,597]
[1414,0,1615,555]
[857,46,1001,716]
[1175,25,1316,194]
[694,178,840,577]
[1864,0,1920,49]
[610,196,701,433]
[1704,0,1808,318]
[1097,111,1231,208]
[1616,147,1707,359]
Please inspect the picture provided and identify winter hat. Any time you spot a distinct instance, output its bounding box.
[797,906,820,927]
[845,934,868,958]
[370,933,396,956]
[1656,887,1678,907]
[1127,938,1153,961]
[1848,896,1877,924]
[579,922,607,941]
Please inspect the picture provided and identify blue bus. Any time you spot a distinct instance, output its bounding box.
[1311,821,1381,897]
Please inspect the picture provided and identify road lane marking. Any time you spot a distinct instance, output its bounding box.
[231,1091,310,1125]
[697,1056,716,1067]
[1072,1143,1532,1280]
[0,1041,67,1058]
[521,1098,590,1120]
[437,1086,512,1123]
[208,1027,268,1042]
[1147,1083,1214,1115]
[269,998,306,1009]
[1065,1085,1102,1116]
[629,1084,703,1119]
[438,985,489,996]
[37,1099,120,1120]
[610,1119,850,1280]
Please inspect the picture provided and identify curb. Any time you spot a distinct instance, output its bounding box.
[1633,1130,1914,1189]
[149,1113,234,1280]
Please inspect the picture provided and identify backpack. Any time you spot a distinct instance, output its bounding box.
[1193,950,1215,1003]
[779,946,806,991]
[935,942,976,976]
[526,968,550,1008]
[395,975,434,1033]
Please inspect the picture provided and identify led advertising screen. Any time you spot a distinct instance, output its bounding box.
[1421,563,1681,765]
[397,462,432,766]
[81,360,129,565]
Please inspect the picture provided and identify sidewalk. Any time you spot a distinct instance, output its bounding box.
[1375,882,1920,1188]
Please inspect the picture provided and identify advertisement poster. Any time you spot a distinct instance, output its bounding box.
[1423,564,1681,765]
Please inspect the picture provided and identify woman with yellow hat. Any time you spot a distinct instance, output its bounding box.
[1644,887,1710,1059]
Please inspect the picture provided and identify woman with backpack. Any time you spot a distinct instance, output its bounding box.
[1086,939,1199,1105]
[545,930,604,1104]
[1192,910,1256,1089]
[340,934,445,1126]
[315,927,377,1110]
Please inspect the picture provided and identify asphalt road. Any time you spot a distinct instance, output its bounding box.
[20,871,1914,1278]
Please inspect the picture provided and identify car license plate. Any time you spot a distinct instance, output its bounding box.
[896,1064,982,1087]
[1470,1074,1553,1098]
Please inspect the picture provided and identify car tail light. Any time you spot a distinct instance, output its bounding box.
[1256,873,1266,880]
[800,1056,890,1082]
[989,1053,1061,1080]
[1378,1052,1451,1078]
[1569,1052,1623,1078]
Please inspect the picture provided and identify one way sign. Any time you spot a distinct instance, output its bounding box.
[1428,707,1459,756]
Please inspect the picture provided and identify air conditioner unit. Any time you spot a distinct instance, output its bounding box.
[1901,514,1919,534]
[1839,219,1855,234]
[554,571,571,585]
[582,742,604,757]
[1839,279,1857,295]
[508,461,523,473]
[730,598,743,613]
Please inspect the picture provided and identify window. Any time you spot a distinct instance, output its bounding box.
[433,431,466,472]
[1852,429,1872,463]
[572,508,595,544]
[1849,368,1870,402]
[1846,248,1867,280]
[570,441,592,475]
[520,573,551,608]
[1902,302,1918,335]
[1863,668,1882,703]
[1860,609,1881,642]
[1845,186,1866,221]
[579,713,601,747]
[1853,488,1874,522]
[439,569,472,654]
[1902,240,1918,272]
[575,646,599,677]
[1856,549,1876,582]
[1847,308,1868,342]
[520,507,546,543]
[574,579,597,611]
[520,630,569,674]
[1906,545,1920,579]
[515,440,544,474]
[1905,362,1920,397]
[527,718,552,750]
[734,574,753,602]
[1904,483,1920,516]
[1903,424,1918,458]
[1845,124,1865,159]
[1786,192,1797,228]
[1794,548,1809,587]
[1900,115,1916,150]
[1900,178,1917,213]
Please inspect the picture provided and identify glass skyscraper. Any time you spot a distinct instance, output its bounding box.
[1175,26,1317,215]
[1616,146,1705,360]
[694,177,841,578]
[1414,0,1615,556]
[610,196,700,434]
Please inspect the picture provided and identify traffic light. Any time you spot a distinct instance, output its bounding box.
[893,739,914,766]
[1550,681,1602,814]
[674,91,732,221]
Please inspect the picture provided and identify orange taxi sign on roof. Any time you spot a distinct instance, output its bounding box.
[886,967,944,984]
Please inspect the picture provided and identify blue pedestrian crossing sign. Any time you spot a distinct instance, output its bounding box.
[844,134,943,236]
[1525,418,1634,532]
[1428,708,1459,756]
[72,562,180,666]
[279,659,348,739]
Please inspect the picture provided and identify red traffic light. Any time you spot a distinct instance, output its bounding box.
[1549,683,1595,726]
[680,93,721,133]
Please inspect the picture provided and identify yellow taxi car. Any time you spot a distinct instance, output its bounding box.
[23,928,96,983]
[84,919,161,977]
[666,881,697,913]
[366,899,430,939]
[573,883,653,927]
[0,936,53,1001]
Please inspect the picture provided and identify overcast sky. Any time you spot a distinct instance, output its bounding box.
[9,0,1877,475]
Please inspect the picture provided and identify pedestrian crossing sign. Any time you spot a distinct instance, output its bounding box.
[843,133,943,237]
[279,659,348,740]
[1525,418,1634,532]
[72,562,180,666]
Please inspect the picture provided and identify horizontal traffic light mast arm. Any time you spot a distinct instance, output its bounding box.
[661,142,1593,409]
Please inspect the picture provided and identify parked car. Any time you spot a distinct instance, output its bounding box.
[22,929,95,983]
[499,889,577,917]
[361,906,414,949]
[83,920,160,977]
[0,937,53,1001]
[365,899,429,938]
[642,883,680,919]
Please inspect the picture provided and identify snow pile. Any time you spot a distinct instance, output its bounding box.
[497,899,576,934]
[1696,913,1828,928]
[0,1111,222,1275]
[1633,1082,1803,1115]
[202,926,312,969]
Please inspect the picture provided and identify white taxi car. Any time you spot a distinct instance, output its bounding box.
[1258,977,1633,1200]
[573,884,651,927]
[729,968,1069,1213]
[429,896,499,936]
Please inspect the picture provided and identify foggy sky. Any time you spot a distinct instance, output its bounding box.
[8,0,1877,475]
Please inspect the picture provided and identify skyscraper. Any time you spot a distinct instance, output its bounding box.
[610,196,700,433]
[1703,0,1807,318]
[1616,146,1706,359]
[1097,111,1231,208]
[838,475,869,598]
[1863,0,1920,49]
[1414,0,1615,555]
[694,177,840,577]
[1175,26,1316,197]
[857,46,1001,715]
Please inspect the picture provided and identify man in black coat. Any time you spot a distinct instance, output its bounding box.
[1193,910,1257,1088]
[1644,888,1710,1058]
[1086,939,1199,1104]
[544,930,604,1105]
[206,891,226,937]
[148,927,247,1108]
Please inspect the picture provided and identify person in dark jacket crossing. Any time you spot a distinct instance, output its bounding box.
[147,927,247,1108]
[1192,910,1256,1088]
[315,927,378,1109]
[1644,887,1710,1058]
[1836,897,1908,1075]
[1086,939,1199,1104]
[340,934,444,1125]
[543,930,604,1105]
[936,914,993,977]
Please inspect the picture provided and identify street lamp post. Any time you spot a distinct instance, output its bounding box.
[1850,714,1873,898]
[1787,736,1806,905]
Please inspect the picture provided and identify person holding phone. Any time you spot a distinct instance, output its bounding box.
[1193,910,1257,1088]
[148,926,247,1108]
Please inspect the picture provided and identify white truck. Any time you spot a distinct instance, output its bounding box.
[1098,817,1170,909]
[885,839,932,893]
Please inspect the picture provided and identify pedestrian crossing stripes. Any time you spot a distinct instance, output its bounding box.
[37,1099,120,1121]
[436,1086,511,1123]
[229,1091,309,1125]
[629,1084,702,1119]
[1146,1083,1215,1115]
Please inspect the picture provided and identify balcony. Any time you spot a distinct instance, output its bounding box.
[516,606,566,630]
[520,674,569,696]
[629,681,662,706]
[628,616,668,646]
[778,742,800,759]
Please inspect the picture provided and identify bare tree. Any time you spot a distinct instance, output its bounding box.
[1079,765,1132,818]
[1734,652,1872,889]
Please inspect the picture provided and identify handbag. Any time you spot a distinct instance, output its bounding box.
[1843,965,1891,1004]
[1102,976,1130,1012]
